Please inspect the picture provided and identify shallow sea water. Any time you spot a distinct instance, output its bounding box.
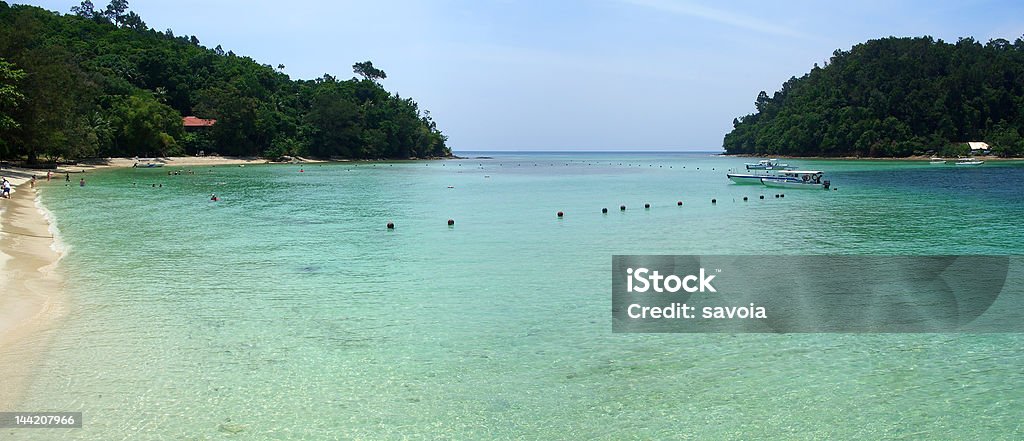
[12,152,1024,439]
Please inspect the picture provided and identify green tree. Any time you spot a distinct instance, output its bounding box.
[70,0,95,18]
[353,61,386,82]
[0,57,25,132]
[103,0,128,25]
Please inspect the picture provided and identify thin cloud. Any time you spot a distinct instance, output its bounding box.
[621,0,812,39]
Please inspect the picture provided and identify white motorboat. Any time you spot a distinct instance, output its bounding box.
[744,159,793,170]
[727,172,794,185]
[759,170,831,190]
[954,158,984,166]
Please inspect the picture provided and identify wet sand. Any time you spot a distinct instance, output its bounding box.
[0,181,64,411]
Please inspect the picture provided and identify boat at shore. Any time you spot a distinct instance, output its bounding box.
[132,157,165,168]
[954,158,984,166]
[760,170,831,189]
[744,159,793,170]
[929,157,947,164]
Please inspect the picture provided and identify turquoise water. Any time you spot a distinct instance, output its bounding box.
[14,152,1024,439]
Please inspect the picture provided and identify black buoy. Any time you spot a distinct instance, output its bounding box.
[677,201,683,206]
[780,194,785,198]
[775,194,779,198]
[743,196,748,201]
[620,205,626,211]
[711,198,717,204]
[602,208,608,213]
[644,203,650,209]
[759,195,765,199]
[447,219,455,226]
[387,222,395,229]
[557,211,564,218]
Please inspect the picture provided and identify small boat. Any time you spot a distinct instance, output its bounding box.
[744,159,793,170]
[929,157,947,164]
[760,170,831,190]
[954,158,984,166]
[727,172,794,185]
[134,162,164,168]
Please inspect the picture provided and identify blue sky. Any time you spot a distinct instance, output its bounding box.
[15,0,1024,151]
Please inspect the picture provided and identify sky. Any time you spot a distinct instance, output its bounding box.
[14,0,1024,151]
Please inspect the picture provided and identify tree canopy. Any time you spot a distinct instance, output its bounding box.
[0,1,450,163]
[723,36,1024,157]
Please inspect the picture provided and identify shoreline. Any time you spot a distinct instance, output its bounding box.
[0,178,64,411]
[4,154,459,175]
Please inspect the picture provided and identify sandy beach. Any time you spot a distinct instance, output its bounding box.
[0,177,63,411]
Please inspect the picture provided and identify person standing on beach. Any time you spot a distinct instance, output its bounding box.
[2,178,11,198]
[47,171,52,182]
[30,175,36,188]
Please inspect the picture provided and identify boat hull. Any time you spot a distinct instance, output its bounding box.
[761,179,826,189]
[728,174,792,185]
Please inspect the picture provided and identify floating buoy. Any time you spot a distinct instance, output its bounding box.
[557,211,564,218]
[620,205,626,211]
[447,219,455,226]
[677,201,683,206]
[780,194,785,198]
[743,196,748,201]
[602,208,608,213]
[759,195,765,199]
[644,203,650,209]
[711,198,717,204]
[774,194,779,198]
[387,222,395,229]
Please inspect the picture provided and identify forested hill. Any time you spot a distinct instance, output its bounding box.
[0,1,450,162]
[723,36,1024,157]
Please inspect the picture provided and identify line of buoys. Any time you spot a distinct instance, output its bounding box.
[387,221,395,229]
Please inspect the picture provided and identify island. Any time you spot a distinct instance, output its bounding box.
[723,36,1024,158]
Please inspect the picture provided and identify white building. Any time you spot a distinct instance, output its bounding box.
[968,142,990,153]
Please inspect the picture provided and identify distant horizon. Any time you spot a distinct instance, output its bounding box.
[14,1,1024,152]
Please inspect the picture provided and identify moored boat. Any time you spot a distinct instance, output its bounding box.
[929,157,947,164]
[744,159,793,170]
[727,172,794,185]
[954,158,984,166]
[759,170,831,190]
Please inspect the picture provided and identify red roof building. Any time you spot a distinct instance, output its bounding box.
[182,116,217,127]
